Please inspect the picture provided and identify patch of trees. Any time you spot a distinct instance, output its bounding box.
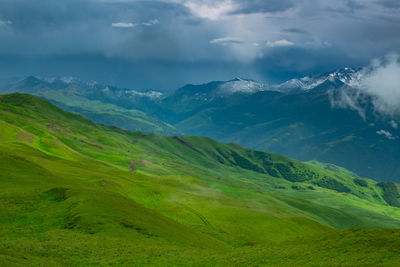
[215,148,235,165]
[274,163,311,182]
[231,151,265,173]
[266,166,281,177]
[291,185,303,190]
[377,182,400,207]
[313,177,351,193]
[353,178,368,187]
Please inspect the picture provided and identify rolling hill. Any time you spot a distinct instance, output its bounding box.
[1,93,400,265]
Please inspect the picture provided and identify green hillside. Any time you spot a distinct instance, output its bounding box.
[1,93,400,266]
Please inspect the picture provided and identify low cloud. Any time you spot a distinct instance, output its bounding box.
[111,22,136,28]
[266,39,294,47]
[330,53,400,118]
[359,53,400,116]
[329,89,367,120]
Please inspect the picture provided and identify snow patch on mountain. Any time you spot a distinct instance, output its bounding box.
[216,77,269,95]
[271,76,327,93]
[191,68,363,99]
[123,89,164,99]
[271,67,361,93]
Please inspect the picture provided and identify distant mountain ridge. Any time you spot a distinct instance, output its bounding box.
[0,76,175,135]
[271,67,362,93]
[3,67,363,101]
[167,67,362,97]
[12,75,165,100]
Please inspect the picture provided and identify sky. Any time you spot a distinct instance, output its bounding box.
[0,0,399,90]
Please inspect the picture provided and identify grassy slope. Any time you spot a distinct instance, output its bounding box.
[1,93,400,266]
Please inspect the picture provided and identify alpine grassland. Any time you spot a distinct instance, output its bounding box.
[1,93,400,266]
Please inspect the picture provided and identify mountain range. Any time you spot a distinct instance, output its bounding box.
[1,68,399,182]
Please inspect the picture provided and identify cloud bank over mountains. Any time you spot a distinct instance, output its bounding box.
[0,0,400,89]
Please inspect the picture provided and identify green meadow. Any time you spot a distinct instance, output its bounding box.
[1,93,400,266]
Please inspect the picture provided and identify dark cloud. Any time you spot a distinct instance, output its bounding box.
[281,28,309,35]
[377,0,400,9]
[254,45,356,79]
[183,18,204,26]
[346,0,366,11]
[230,0,294,14]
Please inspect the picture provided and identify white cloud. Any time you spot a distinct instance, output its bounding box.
[376,129,396,140]
[266,39,294,47]
[142,19,159,26]
[330,54,400,119]
[0,20,12,26]
[209,37,243,44]
[111,22,136,28]
[359,53,400,116]
[329,89,367,120]
[112,19,158,28]
[390,120,398,129]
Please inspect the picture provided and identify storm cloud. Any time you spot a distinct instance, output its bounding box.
[0,0,399,89]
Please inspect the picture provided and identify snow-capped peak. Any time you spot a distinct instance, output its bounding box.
[216,77,269,95]
[271,67,362,93]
